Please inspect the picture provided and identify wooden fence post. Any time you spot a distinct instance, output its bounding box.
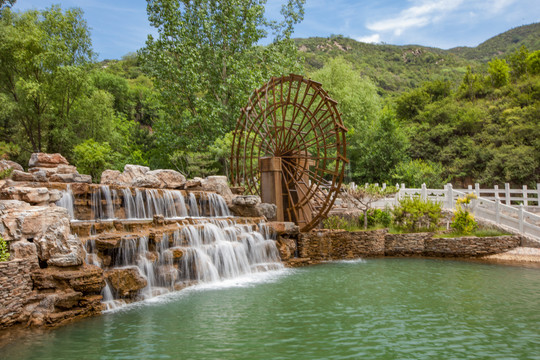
[494,184,499,200]
[523,185,528,207]
[505,183,511,205]
[475,183,480,197]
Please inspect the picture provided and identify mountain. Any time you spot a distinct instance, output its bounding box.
[295,23,540,96]
[449,22,540,62]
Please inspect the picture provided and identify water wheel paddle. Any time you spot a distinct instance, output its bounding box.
[231,74,348,231]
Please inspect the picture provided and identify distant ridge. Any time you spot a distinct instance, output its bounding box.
[449,22,540,61]
[294,23,540,95]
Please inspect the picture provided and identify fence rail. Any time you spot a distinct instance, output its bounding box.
[390,183,540,241]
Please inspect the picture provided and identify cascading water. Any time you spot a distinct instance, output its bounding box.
[78,188,283,310]
[60,185,217,221]
[56,185,75,219]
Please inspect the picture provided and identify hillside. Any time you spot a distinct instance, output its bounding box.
[295,23,540,96]
[449,22,540,62]
[296,36,471,96]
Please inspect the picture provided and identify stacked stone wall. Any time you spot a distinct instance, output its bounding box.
[0,259,34,328]
[424,235,521,257]
[384,233,431,256]
[296,229,385,262]
[279,228,521,266]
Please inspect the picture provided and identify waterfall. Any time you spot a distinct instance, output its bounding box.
[56,185,74,219]
[85,220,283,309]
[122,188,136,219]
[189,193,200,217]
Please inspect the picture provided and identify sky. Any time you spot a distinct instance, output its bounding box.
[12,0,540,60]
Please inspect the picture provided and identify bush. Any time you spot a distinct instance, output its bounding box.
[359,209,392,228]
[451,194,478,235]
[73,139,113,182]
[0,168,13,180]
[323,216,348,230]
[391,159,447,188]
[0,237,10,262]
[392,196,443,232]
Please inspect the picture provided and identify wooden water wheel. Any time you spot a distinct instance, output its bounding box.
[231,74,348,231]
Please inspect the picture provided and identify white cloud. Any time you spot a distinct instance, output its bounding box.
[356,33,381,43]
[367,0,464,36]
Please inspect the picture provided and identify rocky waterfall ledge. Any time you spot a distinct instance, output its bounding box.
[0,153,280,329]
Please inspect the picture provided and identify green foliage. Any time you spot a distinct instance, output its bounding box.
[0,237,9,262]
[141,0,305,153]
[0,6,94,154]
[450,194,478,235]
[169,150,219,178]
[73,139,113,182]
[392,196,443,232]
[527,50,540,74]
[391,159,446,188]
[351,109,409,183]
[488,58,510,87]
[358,208,392,228]
[0,167,12,179]
[0,141,19,160]
[322,215,348,230]
[346,184,397,229]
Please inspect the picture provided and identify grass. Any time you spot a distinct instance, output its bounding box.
[434,228,511,238]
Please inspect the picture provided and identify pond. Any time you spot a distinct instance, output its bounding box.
[2,258,540,359]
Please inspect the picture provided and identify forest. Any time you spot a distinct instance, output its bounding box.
[0,1,539,187]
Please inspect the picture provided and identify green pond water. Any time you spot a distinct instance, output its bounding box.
[2,258,540,360]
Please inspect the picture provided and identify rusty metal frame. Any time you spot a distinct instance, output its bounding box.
[231,74,348,232]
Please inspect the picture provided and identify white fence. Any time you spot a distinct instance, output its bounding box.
[393,183,540,241]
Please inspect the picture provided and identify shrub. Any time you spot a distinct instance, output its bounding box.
[323,216,348,230]
[0,237,10,262]
[0,168,13,180]
[392,196,443,232]
[359,208,392,228]
[451,194,478,235]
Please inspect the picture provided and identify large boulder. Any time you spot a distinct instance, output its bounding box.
[11,170,48,182]
[100,170,122,186]
[105,267,148,298]
[49,173,92,184]
[229,195,264,217]
[131,174,161,188]
[100,165,150,187]
[202,176,234,203]
[0,159,23,173]
[0,205,84,267]
[0,186,51,205]
[147,169,186,189]
[28,153,69,168]
[123,164,149,180]
[257,203,277,221]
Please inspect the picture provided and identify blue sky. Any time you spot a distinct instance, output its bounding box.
[12,0,540,60]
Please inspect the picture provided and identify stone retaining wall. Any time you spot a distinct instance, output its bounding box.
[384,233,432,256]
[277,227,522,266]
[424,235,521,257]
[0,259,34,328]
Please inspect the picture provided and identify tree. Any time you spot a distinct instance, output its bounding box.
[0,6,93,153]
[310,57,381,130]
[391,159,446,188]
[351,109,409,183]
[346,184,396,229]
[73,139,113,182]
[0,0,15,11]
[488,58,509,88]
[141,0,305,152]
